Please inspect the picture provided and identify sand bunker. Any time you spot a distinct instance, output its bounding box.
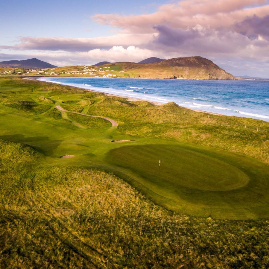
[60,155,75,158]
[111,140,133,143]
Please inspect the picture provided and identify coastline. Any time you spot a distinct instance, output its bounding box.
[35,77,227,116]
[29,77,164,106]
[33,77,240,117]
[26,76,269,121]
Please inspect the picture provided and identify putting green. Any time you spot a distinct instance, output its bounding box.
[107,144,269,219]
[107,145,249,191]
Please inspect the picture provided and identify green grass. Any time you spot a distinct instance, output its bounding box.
[1,77,269,267]
[0,77,268,220]
[108,63,123,71]
[107,144,269,219]
[67,112,111,129]
[1,139,269,268]
[108,144,250,191]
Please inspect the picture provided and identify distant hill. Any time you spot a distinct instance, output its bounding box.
[2,56,233,80]
[0,58,56,69]
[236,75,269,80]
[138,57,164,64]
[94,61,111,66]
[100,56,234,80]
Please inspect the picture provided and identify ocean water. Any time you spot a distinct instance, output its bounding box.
[39,77,269,122]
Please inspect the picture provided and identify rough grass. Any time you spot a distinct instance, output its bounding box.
[66,112,111,129]
[1,140,269,268]
[84,100,269,164]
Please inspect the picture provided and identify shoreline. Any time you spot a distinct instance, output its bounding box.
[29,76,164,106]
[26,76,268,121]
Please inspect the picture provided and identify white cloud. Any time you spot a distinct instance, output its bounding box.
[1,34,154,52]
[92,0,269,33]
[77,46,157,64]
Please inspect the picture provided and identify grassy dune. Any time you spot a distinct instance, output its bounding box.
[1,77,269,267]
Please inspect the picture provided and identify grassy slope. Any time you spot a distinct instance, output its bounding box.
[1,140,269,268]
[107,144,269,219]
[117,63,233,80]
[1,78,269,267]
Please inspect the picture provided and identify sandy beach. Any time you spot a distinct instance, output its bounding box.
[25,76,225,116]
[28,77,164,106]
[38,77,227,116]
[28,76,269,120]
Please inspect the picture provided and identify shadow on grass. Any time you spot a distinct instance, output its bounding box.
[0,134,62,156]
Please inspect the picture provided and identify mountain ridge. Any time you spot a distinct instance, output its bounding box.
[100,56,234,80]
[93,61,111,66]
[0,58,56,69]
[138,57,164,64]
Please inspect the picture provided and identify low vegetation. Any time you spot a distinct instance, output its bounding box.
[1,77,269,267]
[1,140,269,268]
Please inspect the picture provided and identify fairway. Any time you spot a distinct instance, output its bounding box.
[107,144,269,219]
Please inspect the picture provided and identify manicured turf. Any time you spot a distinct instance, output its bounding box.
[107,144,269,219]
[107,144,250,191]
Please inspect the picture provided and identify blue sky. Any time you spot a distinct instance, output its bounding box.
[1,0,269,77]
[1,0,165,39]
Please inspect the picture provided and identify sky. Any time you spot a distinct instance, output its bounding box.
[1,0,269,77]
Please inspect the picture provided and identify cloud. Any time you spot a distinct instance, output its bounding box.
[0,52,81,67]
[148,23,269,66]
[233,15,269,40]
[0,46,157,66]
[0,53,28,61]
[2,0,269,77]
[92,0,269,33]
[150,25,252,55]
[3,0,269,57]
[81,46,155,63]
[1,34,154,52]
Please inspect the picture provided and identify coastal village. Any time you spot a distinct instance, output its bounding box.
[0,65,121,78]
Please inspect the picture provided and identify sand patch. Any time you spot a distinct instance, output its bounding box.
[111,140,133,143]
[60,155,75,158]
